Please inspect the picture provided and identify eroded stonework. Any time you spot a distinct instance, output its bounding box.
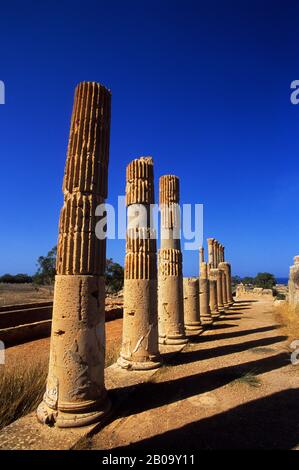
[158,175,187,345]
[37,82,112,428]
[118,157,161,370]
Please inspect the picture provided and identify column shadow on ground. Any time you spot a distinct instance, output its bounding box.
[162,335,287,365]
[188,324,279,343]
[114,388,299,450]
[109,351,290,420]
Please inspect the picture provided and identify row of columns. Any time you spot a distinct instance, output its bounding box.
[37,82,235,429]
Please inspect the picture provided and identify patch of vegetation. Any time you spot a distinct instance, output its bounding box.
[105,258,124,293]
[0,362,47,430]
[230,370,261,388]
[33,246,57,285]
[0,274,33,284]
[274,302,299,342]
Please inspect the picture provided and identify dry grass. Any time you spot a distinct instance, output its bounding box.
[231,370,262,388]
[0,361,47,430]
[105,340,121,367]
[274,302,299,342]
[0,340,120,430]
[0,283,53,306]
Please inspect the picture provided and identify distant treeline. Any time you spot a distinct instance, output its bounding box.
[0,273,33,283]
[232,272,276,289]
[0,246,124,292]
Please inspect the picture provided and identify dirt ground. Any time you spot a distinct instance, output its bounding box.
[2,318,123,371]
[86,299,299,450]
[2,298,299,449]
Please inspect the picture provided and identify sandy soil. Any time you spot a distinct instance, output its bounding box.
[1,318,123,371]
[88,299,299,450]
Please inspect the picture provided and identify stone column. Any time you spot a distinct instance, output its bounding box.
[222,261,234,306]
[216,267,224,312]
[199,246,205,264]
[207,238,214,268]
[212,239,217,268]
[214,240,219,267]
[118,157,161,370]
[289,256,299,307]
[183,277,202,332]
[209,268,220,318]
[199,262,213,324]
[37,82,111,428]
[219,262,229,308]
[158,175,187,345]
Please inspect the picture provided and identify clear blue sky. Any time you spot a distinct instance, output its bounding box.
[0,0,298,278]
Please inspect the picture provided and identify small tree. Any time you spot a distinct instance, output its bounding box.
[231,275,241,286]
[105,258,124,293]
[242,276,255,285]
[33,246,57,285]
[254,272,276,289]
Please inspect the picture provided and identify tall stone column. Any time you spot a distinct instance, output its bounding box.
[216,267,224,312]
[183,277,202,332]
[37,82,111,428]
[199,246,205,264]
[199,262,213,324]
[158,175,187,345]
[212,239,217,268]
[209,268,219,318]
[118,157,161,370]
[216,240,219,266]
[223,261,234,306]
[219,262,229,308]
[207,238,215,268]
[289,256,299,307]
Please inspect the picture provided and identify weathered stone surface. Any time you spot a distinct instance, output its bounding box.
[37,82,111,428]
[199,262,213,324]
[158,175,187,345]
[183,277,202,332]
[208,268,219,317]
[118,157,161,370]
[207,238,215,268]
[219,262,229,308]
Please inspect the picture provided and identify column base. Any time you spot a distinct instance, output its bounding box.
[37,394,111,428]
[211,312,220,318]
[185,322,203,333]
[117,355,162,371]
[200,317,213,325]
[159,334,188,345]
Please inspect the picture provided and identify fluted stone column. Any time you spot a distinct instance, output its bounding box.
[118,157,161,370]
[199,246,205,264]
[158,175,187,345]
[183,277,202,332]
[37,82,111,428]
[207,238,215,268]
[213,241,217,267]
[209,268,220,318]
[289,256,299,307]
[219,262,229,308]
[199,262,213,324]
